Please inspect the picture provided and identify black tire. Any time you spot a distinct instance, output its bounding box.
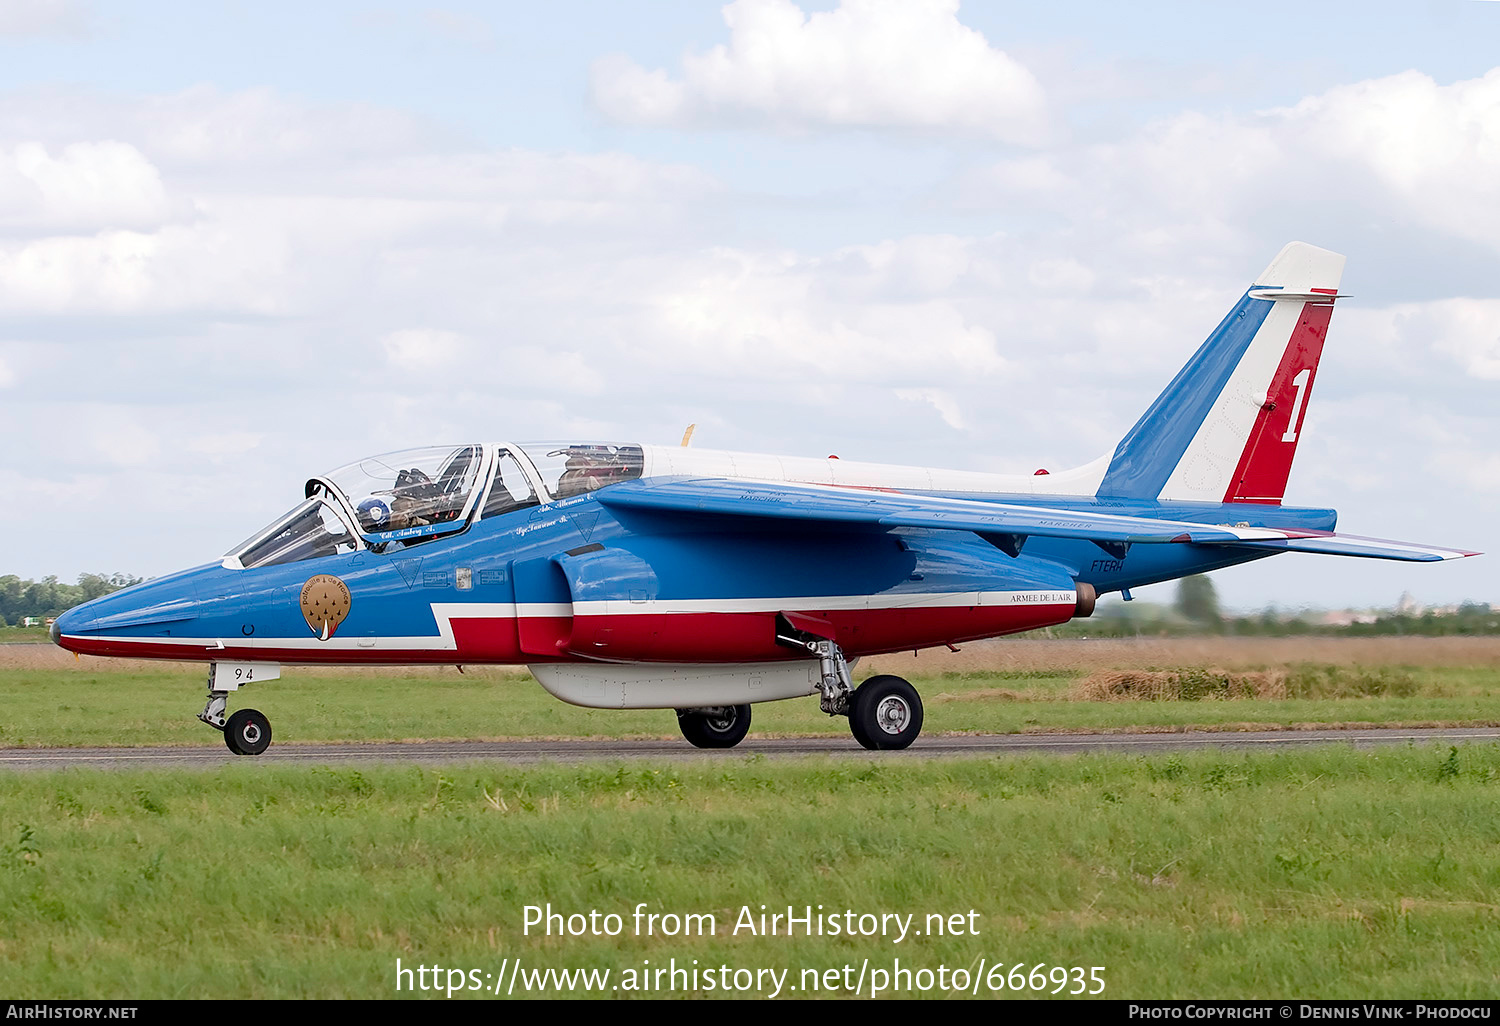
[224,708,272,756]
[676,705,752,749]
[848,675,923,751]
[848,709,874,749]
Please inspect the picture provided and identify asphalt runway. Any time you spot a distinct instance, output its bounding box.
[1,726,1498,770]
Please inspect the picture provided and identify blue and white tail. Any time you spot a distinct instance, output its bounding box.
[1097,242,1346,505]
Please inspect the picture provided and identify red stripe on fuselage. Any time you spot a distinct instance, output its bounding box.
[564,604,1075,661]
[1223,301,1333,505]
[57,601,1078,665]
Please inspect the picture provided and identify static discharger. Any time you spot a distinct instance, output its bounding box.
[299,575,352,640]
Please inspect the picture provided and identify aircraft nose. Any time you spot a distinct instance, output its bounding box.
[51,604,93,651]
[51,566,208,656]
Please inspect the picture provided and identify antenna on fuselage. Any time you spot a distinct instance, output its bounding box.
[680,423,696,447]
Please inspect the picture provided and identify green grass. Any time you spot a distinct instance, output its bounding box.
[3,664,1499,748]
[2,745,1499,998]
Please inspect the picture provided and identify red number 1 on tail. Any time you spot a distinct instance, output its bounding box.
[1281,368,1310,443]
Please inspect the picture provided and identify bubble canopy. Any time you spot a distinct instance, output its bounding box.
[224,442,645,569]
[318,444,487,539]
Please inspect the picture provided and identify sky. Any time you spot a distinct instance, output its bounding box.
[0,0,1496,612]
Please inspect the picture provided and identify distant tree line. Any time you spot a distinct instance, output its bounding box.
[1223,601,1500,637]
[0,574,143,627]
[1048,575,1498,638]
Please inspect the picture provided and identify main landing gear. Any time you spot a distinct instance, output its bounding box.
[198,662,278,756]
[775,615,924,751]
[670,658,924,751]
[846,674,923,751]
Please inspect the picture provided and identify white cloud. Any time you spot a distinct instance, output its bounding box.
[0,98,717,318]
[592,0,1048,142]
[1281,69,1500,243]
[185,432,264,460]
[0,86,448,176]
[0,230,160,313]
[422,9,496,50]
[1343,299,1500,382]
[135,86,438,169]
[969,67,1500,263]
[86,414,160,469]
[0,0,88,37]
[895,387,965,430]
[1425,301,1500,382]
[383,329,468,372]
[649,245,1007,383]
[0,355,13,388]
[0,141,170,233]
[1450,451,1500,496]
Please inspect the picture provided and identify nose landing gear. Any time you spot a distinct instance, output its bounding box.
[199,662,280,756]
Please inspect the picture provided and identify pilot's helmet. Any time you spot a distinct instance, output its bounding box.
[554,444,612,468]
[357,498,391,531]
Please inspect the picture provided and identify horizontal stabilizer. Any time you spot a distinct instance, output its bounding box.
[1209,533,1480,563]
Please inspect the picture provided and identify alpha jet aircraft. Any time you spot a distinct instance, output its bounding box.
[53,243,1476,754]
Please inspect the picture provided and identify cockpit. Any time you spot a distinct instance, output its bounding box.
[225,442,645,570]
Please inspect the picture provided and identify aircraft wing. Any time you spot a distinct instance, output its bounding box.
[600,478,1296,549]
[596,478,1478,562]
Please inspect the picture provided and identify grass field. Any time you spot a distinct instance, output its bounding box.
[1,745,1498,998]
[2,638,1498,748]
[0,627,50,644]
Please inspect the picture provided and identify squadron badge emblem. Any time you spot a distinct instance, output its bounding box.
[299,575,352,641]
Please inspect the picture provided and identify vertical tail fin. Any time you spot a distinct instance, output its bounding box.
[1097,242,1345,504]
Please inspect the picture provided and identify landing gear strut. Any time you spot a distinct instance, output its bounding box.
[198,662,279,756]
[774,614,924,751]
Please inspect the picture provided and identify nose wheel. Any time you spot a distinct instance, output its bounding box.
[223,708,272,756]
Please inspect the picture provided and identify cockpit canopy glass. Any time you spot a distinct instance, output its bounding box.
[233,499,356,569]
[516,442,644,500]
[320,445,485,540]
[226,441,645,569]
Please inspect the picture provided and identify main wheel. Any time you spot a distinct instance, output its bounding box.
[676,705,752,749]
[224,708,272,756]
[848,675,922,751]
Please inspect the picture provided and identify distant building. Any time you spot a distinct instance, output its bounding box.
[1316,610,1379,627]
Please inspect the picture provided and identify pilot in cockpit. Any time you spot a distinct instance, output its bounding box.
[553,446,618,498]
[389,468,439,528]
[354,469,441,531]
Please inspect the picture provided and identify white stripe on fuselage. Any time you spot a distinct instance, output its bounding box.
[639,446,1111,497]
[64,589,1078,653]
